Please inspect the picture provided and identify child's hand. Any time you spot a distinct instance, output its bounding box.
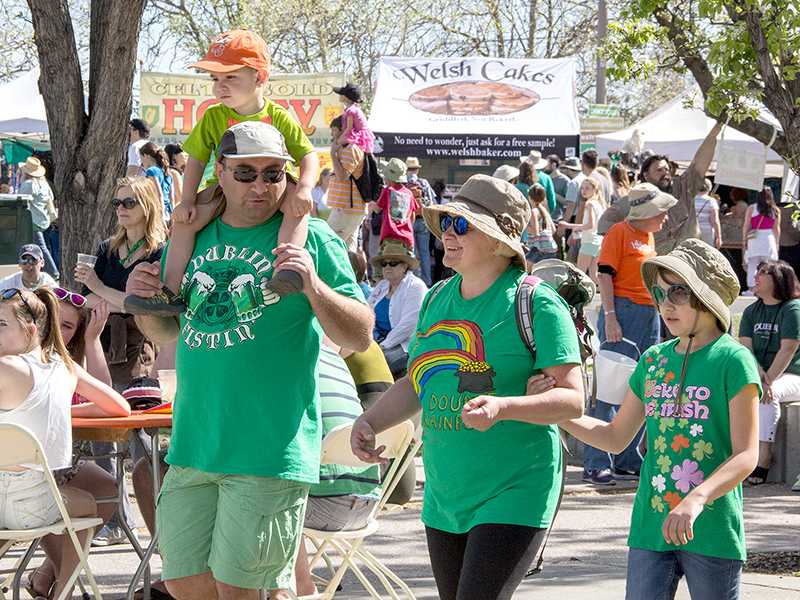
[662,495,705,546]
[84,301,109,342]
[172,202,196,225]
[526,374,556,396]
[286,185,313,219]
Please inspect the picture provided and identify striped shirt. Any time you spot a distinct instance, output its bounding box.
[327,144,366,214]
[312,346,381,499]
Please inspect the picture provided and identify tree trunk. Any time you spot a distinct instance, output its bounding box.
[27,0,146,288]
[527,0,538,57]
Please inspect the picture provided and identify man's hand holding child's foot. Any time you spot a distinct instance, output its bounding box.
[171,201,197,225]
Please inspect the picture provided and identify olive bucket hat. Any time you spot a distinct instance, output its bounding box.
[641,238,740,332]
[423,174,531,269]
[626,182,678,221]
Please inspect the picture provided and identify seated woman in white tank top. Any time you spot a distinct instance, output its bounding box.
[0,287,130,600]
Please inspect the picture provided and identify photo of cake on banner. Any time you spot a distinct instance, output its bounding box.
[409,81,541,115]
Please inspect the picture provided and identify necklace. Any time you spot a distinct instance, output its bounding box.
[120,238,145,266]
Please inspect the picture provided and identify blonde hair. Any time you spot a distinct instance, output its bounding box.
[2,288,74,370]
[109,177,167,258]
[581,176,607,210]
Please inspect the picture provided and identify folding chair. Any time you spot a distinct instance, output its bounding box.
[298,420,420,600]
[0,424,103,600]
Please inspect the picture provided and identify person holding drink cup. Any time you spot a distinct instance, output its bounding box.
[73,175,167,546]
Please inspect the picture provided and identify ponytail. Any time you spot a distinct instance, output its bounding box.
[32,288,74,371]
[140,142,170,177]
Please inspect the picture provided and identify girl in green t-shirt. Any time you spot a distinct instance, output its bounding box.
[351,174,585,600]
[543,239,760,600]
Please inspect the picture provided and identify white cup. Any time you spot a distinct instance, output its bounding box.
[158,369,177,404]
[76,253,97,267]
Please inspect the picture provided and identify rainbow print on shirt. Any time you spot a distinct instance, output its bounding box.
[409,320,496,395]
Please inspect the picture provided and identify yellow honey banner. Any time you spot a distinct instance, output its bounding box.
[140,71,346,150]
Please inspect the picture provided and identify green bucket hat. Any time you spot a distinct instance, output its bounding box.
[641,238,740,331]
[381,158,408,184]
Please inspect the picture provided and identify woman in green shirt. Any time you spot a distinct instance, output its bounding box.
[551,239,760,600]
[738,259,800,485]
[351,174,584,600]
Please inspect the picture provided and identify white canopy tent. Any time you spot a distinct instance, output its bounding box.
[0,70,48,136]
[596,93,783,162]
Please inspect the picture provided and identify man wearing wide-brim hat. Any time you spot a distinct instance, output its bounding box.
[581,182,678,487]
[17,156,60,279]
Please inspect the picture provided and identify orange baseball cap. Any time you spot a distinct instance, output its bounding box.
[189,29,271,73]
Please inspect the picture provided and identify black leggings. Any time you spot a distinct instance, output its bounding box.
[426,523,547,600]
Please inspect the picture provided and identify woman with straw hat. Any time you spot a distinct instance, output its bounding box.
[367,240,428,378]
[351,174,584,600]
[18,156,59,279]
[545,239,760,599]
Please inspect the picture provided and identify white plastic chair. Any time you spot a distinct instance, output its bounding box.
[0,424,103,600]
[298,420,420,600]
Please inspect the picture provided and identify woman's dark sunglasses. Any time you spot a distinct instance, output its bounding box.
[381,260,402,268]
[228,166,286,184]
[112,197,139,209]
[54,287,87,308]
[651,283,692,306]
[440,214,470,236]
[1,288,36,319]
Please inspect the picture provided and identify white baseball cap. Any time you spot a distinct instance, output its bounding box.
[217,121,293,161]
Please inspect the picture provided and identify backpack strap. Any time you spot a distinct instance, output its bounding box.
[515,274,572,576]
[514,275,542,359]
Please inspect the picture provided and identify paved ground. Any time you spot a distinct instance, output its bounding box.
[2,464,798,599]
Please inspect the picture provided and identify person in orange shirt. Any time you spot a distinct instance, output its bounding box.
[583,183,677,486]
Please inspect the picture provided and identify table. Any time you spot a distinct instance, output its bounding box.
[73,413,172,600]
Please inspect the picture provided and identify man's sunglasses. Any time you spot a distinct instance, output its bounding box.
[440,214,471,236]
[1,288,36,320]
[18,256,39,265]
[227,166,286,184]
[54,287,87,308]
[112,197,139,210]
[381,260,402,268]
[651,283,692,306]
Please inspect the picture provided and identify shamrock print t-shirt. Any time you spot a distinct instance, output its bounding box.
[628,334,760,561]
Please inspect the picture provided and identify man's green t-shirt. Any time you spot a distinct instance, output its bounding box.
[165,214,363,483]
[628,334,761,561]
[183,101,315,188]
[312,345,380,499]
[407,267,581,534]
[739,298,800,375]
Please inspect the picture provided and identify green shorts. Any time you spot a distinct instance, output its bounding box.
[156,466,309,590]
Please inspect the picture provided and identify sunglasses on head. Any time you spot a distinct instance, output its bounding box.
[651,283,692,307]
[227,166,286,184]
[440,214,471,236]
[112,197,138,210]
[1,288,36,320]
[381,260,402,268]
[53,287,87,308]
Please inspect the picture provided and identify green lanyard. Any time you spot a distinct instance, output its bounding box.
[120,238,145,266]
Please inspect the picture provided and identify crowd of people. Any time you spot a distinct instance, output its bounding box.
[0,26,799,600]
